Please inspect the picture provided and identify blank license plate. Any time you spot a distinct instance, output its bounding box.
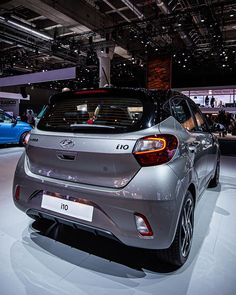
[41,193,94,222]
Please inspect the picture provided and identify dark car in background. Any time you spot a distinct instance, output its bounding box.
[13,88,220,267]
[0,109,32,145]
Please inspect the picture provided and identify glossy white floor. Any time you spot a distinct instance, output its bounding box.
[0,147,236,295]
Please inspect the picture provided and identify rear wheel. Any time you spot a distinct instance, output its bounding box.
[208,159,220,188]
[155,190,194,267]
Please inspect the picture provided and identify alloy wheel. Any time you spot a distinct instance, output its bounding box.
[180,198,194,258]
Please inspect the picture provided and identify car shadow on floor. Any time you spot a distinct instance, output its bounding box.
[30,218,179,274]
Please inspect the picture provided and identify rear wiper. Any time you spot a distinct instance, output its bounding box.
[70,123,115,129]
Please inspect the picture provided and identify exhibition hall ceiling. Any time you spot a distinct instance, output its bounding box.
[0,0,235,88]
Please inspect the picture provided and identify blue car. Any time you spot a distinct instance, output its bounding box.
[0,109,32,145]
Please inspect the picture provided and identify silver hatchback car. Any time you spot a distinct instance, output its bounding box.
[13,88,220,266]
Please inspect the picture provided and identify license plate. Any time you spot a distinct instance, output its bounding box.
[41,193,94,222]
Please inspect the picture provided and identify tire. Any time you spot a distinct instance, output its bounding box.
[19,131,28,146]
[208,159,220,188]
[155,190,194,267]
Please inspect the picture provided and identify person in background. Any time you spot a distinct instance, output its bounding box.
[210,96,215,108]
[231,117,236,135]
[227,113,235,134]
[26,109,35,126]
[21,112,27,122]
[216,109,227,137]
[205,95,209,106]
[218,100,223,108]
[206,114,214,127]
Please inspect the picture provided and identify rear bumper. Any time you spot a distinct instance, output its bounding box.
[13,153,185,250]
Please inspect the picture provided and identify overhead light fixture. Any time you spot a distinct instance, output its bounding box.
[7,19,53,41]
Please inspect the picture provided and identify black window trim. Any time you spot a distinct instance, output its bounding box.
[169,95,198,132]
[169,95,211,134]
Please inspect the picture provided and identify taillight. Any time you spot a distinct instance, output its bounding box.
[133,134,178,166]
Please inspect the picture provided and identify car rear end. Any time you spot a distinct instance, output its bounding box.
[13,88,183,250]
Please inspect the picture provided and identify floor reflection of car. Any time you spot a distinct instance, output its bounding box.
[13,88,220,267]
[0,109,32,145]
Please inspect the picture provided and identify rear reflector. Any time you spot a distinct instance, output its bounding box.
[133,134,178,166]
[135,213,153,237]
[14,185,21,201]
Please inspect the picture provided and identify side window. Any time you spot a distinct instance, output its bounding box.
[171,98,197,132]
[189,101,209,132]
[0,112,12,123]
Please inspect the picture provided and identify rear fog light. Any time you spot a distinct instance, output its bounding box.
[134,213,153,237]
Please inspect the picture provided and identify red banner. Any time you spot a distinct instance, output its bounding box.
[147,56,172,89]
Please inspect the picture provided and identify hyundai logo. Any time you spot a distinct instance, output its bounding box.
[60,139,75,149]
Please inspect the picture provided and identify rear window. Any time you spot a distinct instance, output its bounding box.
[38,95,144,133]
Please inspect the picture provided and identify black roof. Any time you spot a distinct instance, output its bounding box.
[49,87,181,105]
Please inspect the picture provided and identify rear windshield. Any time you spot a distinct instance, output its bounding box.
[38,95,145,133]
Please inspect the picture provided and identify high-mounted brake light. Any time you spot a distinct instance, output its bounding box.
[133,134,178,166]
[75,89,108,95]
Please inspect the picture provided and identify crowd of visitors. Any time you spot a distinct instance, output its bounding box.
[205,95,216,108]
[20,109,35,126]
[207,110,236,137]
